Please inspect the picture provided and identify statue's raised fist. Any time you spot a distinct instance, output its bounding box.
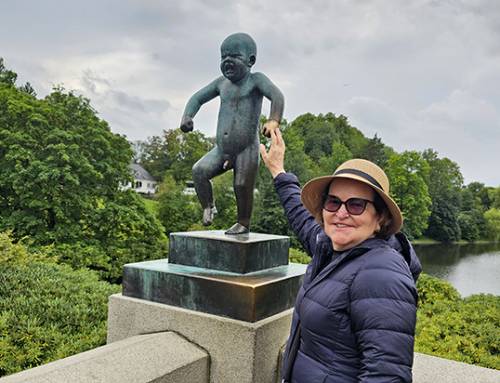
[180,116,194,132]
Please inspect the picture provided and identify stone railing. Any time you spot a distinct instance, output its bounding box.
[0,332,208,383]
[1,334,498,383]
[1,308,498,382]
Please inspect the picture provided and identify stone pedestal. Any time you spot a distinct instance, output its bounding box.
[107,294,294,383]
[115,230,306,382]
[122,260,304,322]
[169,230,290,273]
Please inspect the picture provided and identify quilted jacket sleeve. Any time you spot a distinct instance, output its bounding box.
[273,172,323,257]
[349,248,418,382]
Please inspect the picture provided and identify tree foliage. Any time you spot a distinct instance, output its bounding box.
[0,58,17,86]
[286,113,367,162]
[466,182,491,210]
[0,85,130,242]
[136,110,494,243]
[359,133,392,168]
[386,151,432,239]
[484,208,500,242]
[157,175,200,234]
[422,150,463,242]
[317,141,352,179]
[0,62,167,281]
[136,129,213,182]
[280,125,318,184]
[488,187,500,210]
[253,168,295,243]
[459,185,487,242]
[47,191,168,282]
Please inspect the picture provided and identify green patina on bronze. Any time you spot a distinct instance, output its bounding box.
[122,259,306,322]
[179,33,285,234]
[169,231,290,274]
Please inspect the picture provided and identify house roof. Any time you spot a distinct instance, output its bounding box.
[129,163,156,182]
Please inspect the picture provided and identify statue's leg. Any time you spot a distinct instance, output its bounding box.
[192,147,225,225]
[226,142,259,234]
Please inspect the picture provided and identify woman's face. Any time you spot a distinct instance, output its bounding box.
[322,178,381,251]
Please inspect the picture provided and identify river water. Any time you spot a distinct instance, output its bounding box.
[413,243,500,297]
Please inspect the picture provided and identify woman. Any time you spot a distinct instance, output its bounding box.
[260,128,421,383]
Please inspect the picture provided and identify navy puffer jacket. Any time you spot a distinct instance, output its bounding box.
[276,173,422,383]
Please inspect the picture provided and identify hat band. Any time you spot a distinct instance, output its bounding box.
[334,168,384,191]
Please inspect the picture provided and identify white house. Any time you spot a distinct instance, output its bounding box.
[124,163,158,195]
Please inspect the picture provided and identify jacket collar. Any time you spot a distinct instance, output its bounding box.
[305,236,383,294]
[314,231,422,283]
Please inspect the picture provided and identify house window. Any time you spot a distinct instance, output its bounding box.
[135,181,142,188]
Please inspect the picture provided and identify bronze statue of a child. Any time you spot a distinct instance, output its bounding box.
[180,32,284,234]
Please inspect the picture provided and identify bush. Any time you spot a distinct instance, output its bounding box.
[289,247,311,264]
[0,233,120,377]
[415,274,500,370]
[39,191,168,283]
[0,231,54,265]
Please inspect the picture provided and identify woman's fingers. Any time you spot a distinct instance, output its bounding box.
[259,143,268,163]
[274,127,283,145]
[260,128,285,178]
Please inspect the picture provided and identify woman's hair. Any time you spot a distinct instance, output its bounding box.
[372,193,393,239]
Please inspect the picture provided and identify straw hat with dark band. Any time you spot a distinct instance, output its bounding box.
[301,158,403,235]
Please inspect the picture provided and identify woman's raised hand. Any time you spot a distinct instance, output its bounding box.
[259,128,286,179]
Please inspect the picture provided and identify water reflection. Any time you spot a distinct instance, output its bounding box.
[413,243,500,297]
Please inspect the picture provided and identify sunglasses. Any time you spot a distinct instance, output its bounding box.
[323,195,374,215]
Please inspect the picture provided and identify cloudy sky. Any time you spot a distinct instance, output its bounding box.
[1,0,499,185]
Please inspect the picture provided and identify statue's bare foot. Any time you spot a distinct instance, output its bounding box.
[202,207,215,226]
[225,222,249,235]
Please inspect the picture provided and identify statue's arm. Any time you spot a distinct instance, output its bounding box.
[180,78,221,132]
[254,73,285,137]
[254,72,284,121]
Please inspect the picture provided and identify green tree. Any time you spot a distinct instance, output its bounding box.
[466,182,491,211]
[488,187,500,210]
[287,113,367,162]
[157,175,199,234]
[422,149,463,242]
[252,168,305,247]
[0,86,132,243]
[360,133,391,168]
[458,185,487,242]
[484,208,500,242]
[385,151,431,239]
[281,126,317,184]
[0,63,167,281]
[317,141,352,178]
[166,129,213,183]
[457,213,480,242]
[0,58,17,86]
[136,129,213,183]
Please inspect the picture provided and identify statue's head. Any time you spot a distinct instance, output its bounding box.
[220,33,257,83]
